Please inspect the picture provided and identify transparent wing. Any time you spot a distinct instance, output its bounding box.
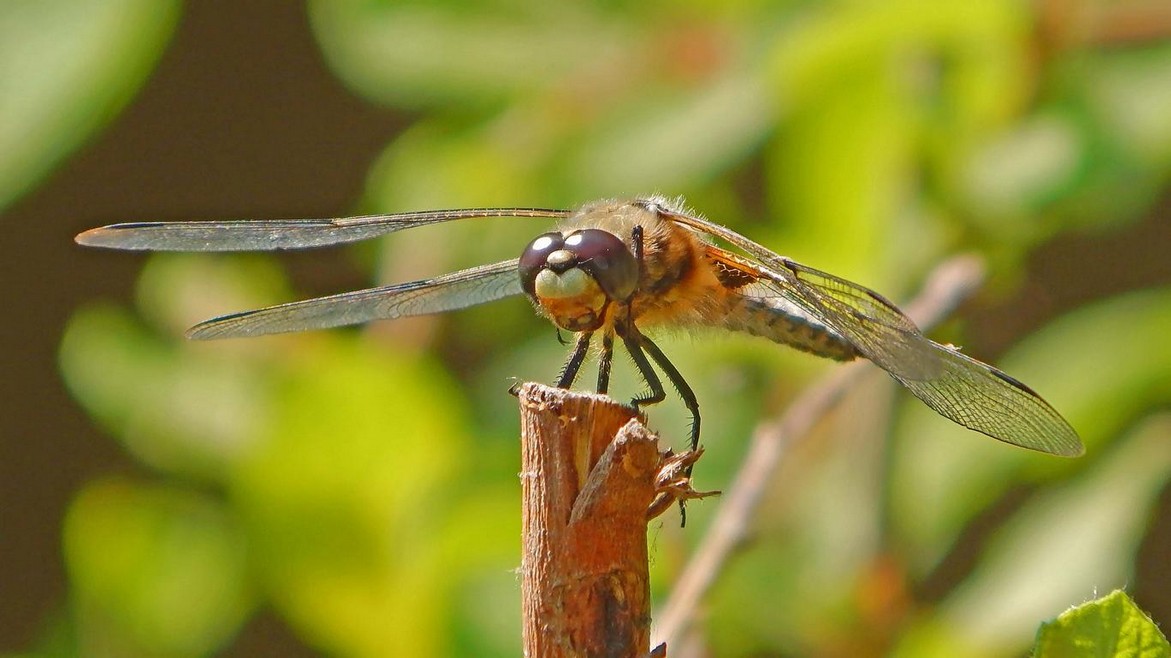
[663,205,1082,456]
[75,208,570,251]
[776,260,1081,456]
[188,258,522,340]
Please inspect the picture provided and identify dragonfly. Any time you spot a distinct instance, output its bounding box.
[76,196,1083,458]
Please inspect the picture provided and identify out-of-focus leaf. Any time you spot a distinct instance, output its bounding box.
[62,478,253,658]
[765,57,912,284]
[134,253,292,339]
[308,1,627,108]
[891,286,1171,571]
[231,337,480,658]
[764,0,1031,286]
[962,112,1082,230]
[0,0,179,210]
[769,1,1029,126]
[1034,590,1170,658]
[966,44,1171,235]
[58,254,296,481]
[567,70,773,195]
[707,544,827,655]
[366,120,543,212]
[443,489,523,657]
[59,304,268,480]
[65,247,524,655]
[705,374,905,656]
[1088,46,1171,167]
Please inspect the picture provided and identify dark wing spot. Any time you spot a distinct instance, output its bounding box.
[991,368,1043,399]
[711,257,759,290]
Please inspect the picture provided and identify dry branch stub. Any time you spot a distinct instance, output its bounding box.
[517,382,675,658]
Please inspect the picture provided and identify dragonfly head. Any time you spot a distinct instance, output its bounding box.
[519,229,639,332]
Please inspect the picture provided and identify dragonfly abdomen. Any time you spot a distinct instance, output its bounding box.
[722,295,857,361]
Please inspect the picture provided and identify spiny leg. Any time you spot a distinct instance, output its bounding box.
[624,324,696,526]
[619,325,667,410]
[639,334,700,453]
[630,225,696,523]
[597,333,615,395]
[556,331,593,389]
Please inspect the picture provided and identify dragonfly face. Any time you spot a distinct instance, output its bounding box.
[75,196,1084,458]
[519,228,639,332]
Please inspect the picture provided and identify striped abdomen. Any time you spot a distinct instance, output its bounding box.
[721,293,858,362]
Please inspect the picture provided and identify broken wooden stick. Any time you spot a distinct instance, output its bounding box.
[516,383,703,657]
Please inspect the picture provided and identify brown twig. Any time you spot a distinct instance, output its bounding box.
[516,383,671,657]
[651,254,988,648]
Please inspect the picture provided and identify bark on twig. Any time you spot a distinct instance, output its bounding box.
[516,383,667,658]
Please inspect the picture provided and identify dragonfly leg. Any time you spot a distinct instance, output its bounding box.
[610,223,670,406]
[556,331,592,388]
[620,326,667,409]
[617,226,669,405]
[627,221,702,448]
[639,334,700,453]
[627,320,700,526]
[596,333,614,394]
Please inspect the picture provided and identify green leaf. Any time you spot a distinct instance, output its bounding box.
[0,0,179,209]
[62,478,253,658]
[231,337,480,658]
[566,71,773,195]
[58,253,295,481]
[308,1,623,108]
[1034,590,1170,658]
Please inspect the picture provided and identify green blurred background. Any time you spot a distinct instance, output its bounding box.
[4,1,1171,656]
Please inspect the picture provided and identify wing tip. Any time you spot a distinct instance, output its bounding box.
[75,225,123,248]
[1003,426,1084,458]
[185,322,233,340]
[1054,436,1086,458]
[75,223,168,250]
[185,312,256,341]
[185,325,214,340]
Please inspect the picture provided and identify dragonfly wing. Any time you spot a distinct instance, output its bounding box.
[75,208,570,251]
[670,204,933,377]
[891,342,1084,456]
[775,261,1081,455]
[663,204,1081,456]
[188,258,522,339]
[778,260,944,380]
[705,246,857,361]
[739,256,1082,455]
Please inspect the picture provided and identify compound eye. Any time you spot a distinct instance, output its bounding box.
[519,232,564,295]
[565,229,639,301]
